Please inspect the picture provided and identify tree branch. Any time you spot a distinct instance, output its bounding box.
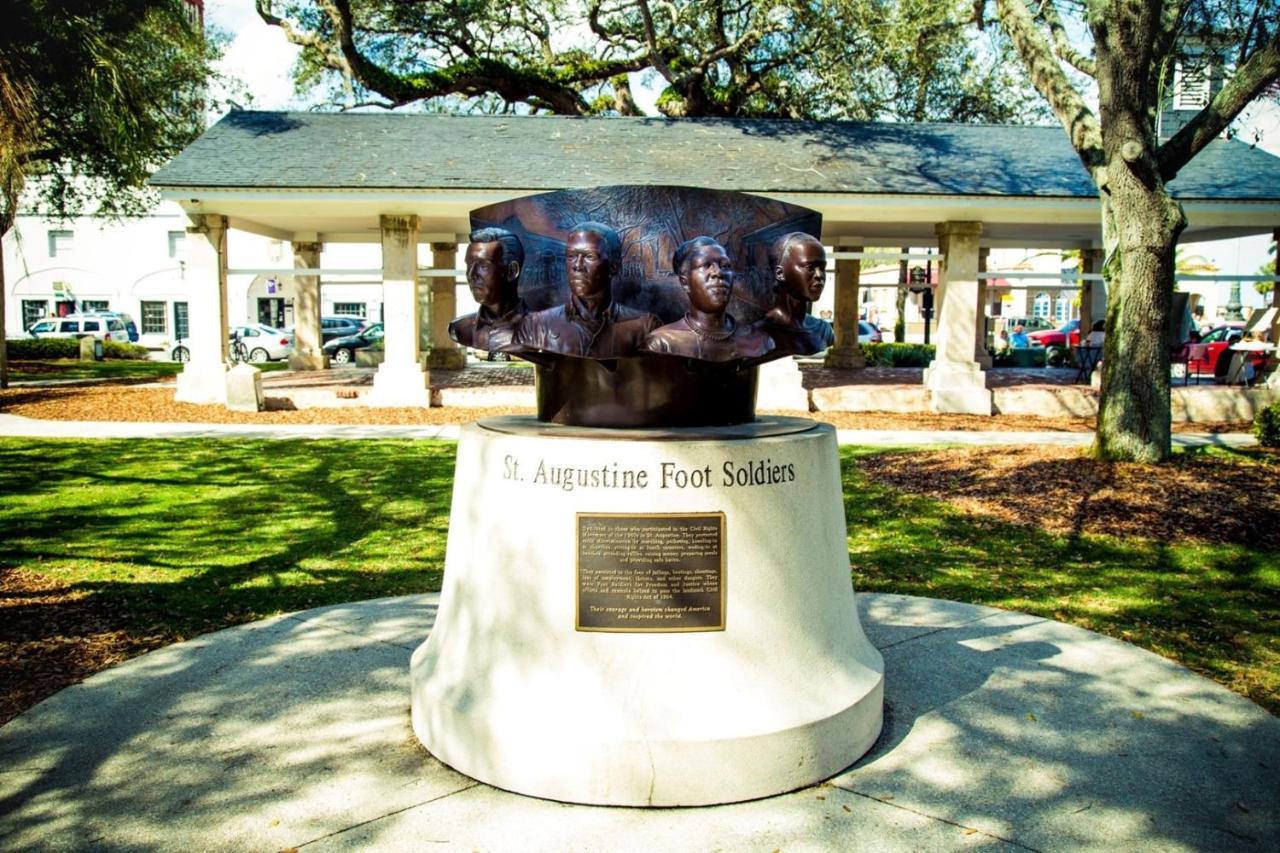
[1039,0,1097,77]
[995,0,1104,178]
[636,0,675,82]
[1158,29,1280,181]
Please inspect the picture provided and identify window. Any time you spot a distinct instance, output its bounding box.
[21,300,48,329]
[174,302,189,340]
[81,300,109,313]
[30,321,56,335]
[47,230,74,257]
[1174,59,1211,110]
[141,301,167,335]
[58,320,80,333]
[81,320,100,332]
[333,302,366,318]
[1054,297,1070,323]
[167,231,186,258]
[1032,292,1052,319]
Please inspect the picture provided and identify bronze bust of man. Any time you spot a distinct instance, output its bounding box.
[512,221,659,358]
[448,227,527,352]
[644,236,774,362]
[756,232,835,356]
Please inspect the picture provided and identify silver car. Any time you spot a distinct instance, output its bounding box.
[231,324,292,362]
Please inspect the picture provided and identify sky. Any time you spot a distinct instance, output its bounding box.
[204,0,1278,292]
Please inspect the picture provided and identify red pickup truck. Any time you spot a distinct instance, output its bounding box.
[1027,319,1082,348]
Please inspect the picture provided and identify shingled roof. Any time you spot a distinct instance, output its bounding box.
[149,110,1280,201]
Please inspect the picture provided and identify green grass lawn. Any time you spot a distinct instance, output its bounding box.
[0,438,452,640]
[0,438,1275,714]
[841,446,1279,714]
[5,359,290,382]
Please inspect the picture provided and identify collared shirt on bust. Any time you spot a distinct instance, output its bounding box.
[514,295,659,358]
[448,301,527,352]
[644,315,775,362]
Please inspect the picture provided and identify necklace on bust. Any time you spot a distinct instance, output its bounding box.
[685,313,735,342]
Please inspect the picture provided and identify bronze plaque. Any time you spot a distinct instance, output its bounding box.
[576,512,725,633]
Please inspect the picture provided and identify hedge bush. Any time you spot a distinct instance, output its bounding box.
[1255,401,1280,448]
[6,338,150,360]
[6,338,78,359]
[860,342,936,367]
[103,342,150,360]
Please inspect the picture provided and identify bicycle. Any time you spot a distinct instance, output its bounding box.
[228,332,249,364]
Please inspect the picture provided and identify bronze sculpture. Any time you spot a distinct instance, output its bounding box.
[756,232,835,356]
[511,222,659,358]
[644,237,774,362]
[457,187,827,427]
[448,227,527,352]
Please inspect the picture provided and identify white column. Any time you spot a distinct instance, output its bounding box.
[925,221,992,415]
[174,214,230,404]
[824,242,865,369]
[1078,247,1105,336]
[975,247,992,368]
[368,214,430,407]
[425,240,465,368]
[287,240,325,369]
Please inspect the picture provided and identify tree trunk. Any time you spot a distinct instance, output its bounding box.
[895,251,908,342]
[1093,176,1186,463]
[0,230,8,389]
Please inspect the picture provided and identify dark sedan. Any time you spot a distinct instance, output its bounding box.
[322,322,383,364]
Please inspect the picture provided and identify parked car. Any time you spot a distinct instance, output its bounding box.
[86,311,139,342]
[170,324,292,362]
[1001,316,1056,335]
[284,316,369,345]
[857,321,883,344]
[323,322,384,364]
[1184,322,1269,381]
[231,324,292,362]
[27,313,130,342]
[1027,319,1081,348]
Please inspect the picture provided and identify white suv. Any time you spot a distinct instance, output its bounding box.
[28,314,130,342]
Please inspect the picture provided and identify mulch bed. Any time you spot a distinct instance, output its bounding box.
[855,445,1280,551]
[0,384,1253,434]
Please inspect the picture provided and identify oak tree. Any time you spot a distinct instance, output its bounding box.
[987,0,1280,461]
[255,0,1040,122]
[0,0,218,387]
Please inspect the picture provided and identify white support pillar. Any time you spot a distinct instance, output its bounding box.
[425,240,465,369]
[287,240,325,370]
[368,215,430,407]
[925,221,992,415]
[174,214,230,404]
[1078,248,1105,336]
[824,242,865,369]
[975,247,992,368]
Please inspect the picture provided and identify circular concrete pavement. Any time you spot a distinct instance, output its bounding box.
[1,593,1275,851]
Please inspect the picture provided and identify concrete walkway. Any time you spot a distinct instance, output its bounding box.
[0,412,1259,448]
[1,593,1275,851]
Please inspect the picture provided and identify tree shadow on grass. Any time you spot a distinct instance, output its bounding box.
[0,438,455,721]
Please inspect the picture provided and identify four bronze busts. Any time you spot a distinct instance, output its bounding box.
[445,205,834,426]
[645,237,774,362]
[512,222,660,359]
[755,232,835,357]
[449,227,527,353]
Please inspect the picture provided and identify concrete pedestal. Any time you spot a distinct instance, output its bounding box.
[925,361,993,415]
[225,363,263,412]
[174,364,229,405]
[410,417,884,806]
[755,357,810,410]
[366,361,431,407]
